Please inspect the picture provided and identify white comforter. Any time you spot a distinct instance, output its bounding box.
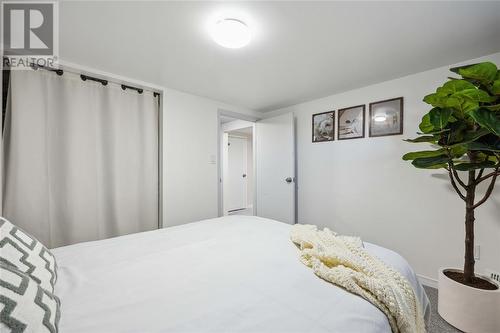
[53,216,430,333]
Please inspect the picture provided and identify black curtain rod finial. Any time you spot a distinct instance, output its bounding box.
[30,63,63,76]
[153,92,160,98]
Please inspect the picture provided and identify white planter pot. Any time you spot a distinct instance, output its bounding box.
[438,268,500,333]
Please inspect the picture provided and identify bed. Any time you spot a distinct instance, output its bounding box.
[52,215,430,332]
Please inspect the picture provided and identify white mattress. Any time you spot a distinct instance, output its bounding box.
[53,216,430,333]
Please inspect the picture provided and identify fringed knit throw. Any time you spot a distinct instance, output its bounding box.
[290,224,426,333]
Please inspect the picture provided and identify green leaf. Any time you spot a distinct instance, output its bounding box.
[436,80,476,95]
[411,155,449,169]
[493,80,500,95]
[454,161,497,171]
[487,155,499,164]
[469,108,500,136]
[404,136,438,143]
[423,93,446,107]
[402,149,446,161]
[424,86,490,113]
[423,94,462,109]
[456,98,479,114]
[416,129,450,135]
[451,62,498,84]
[449,128,491,146]
[450,145,468,157]
[447,88,493,113]
[484,104,500,111]
[467,141,500,152]
[446,121,468,144]
[453,89,495,103]
[418,113,434,133]
[463,128,492,142]
[429,107,453,129]
[472,134,500,153]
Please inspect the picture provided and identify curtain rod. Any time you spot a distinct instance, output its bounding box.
[31,63,63,76]
[29,63,160,97]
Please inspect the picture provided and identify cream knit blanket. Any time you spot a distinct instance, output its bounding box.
[290,224,426,333]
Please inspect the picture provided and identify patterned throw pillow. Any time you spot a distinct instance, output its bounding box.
[0,263,60,333]
[0,217,57,293]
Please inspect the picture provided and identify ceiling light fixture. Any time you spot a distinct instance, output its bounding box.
[211,18,251,49]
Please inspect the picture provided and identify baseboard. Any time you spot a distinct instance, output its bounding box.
[417,274,438,289]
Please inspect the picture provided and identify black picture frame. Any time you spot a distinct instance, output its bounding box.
[369,97,404,137]
[312,111,335,143]
[337,104,365,140]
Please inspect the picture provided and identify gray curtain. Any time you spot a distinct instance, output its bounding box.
[2,70,159,248]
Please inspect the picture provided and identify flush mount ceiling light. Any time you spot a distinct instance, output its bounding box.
[211,18,251,49]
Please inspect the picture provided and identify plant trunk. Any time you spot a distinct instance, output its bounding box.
[464,170,476,283]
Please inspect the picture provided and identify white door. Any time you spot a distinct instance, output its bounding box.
[256,113,296,224]
[226,136,248,211]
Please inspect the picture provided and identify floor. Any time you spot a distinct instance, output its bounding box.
[424,286,463,333]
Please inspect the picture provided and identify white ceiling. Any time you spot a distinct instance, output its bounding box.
[60,1,500,112]
[220,115,238,124]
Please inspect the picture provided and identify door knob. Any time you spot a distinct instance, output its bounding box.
[242,174,247,178]
[285,177,293,183]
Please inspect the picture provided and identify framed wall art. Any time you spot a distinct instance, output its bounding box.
[369,97,403,137]
[338,104,365,140]
[312,111,335,142]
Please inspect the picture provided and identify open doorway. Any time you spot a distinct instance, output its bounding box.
[219,115,255,216]
[217,111,296,224]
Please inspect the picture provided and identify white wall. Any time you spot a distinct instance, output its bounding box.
[163,89,259,227]
[265,52,500,283]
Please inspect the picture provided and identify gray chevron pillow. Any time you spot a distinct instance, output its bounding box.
[0,263,60,333]
[0,217,57,293]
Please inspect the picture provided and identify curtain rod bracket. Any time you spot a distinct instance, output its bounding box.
[80,74,108,86]
[122,84,143,94]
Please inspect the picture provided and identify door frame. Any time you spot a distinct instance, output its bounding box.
[217,109,260,217]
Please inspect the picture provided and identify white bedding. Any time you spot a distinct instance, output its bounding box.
[53,216,430,333]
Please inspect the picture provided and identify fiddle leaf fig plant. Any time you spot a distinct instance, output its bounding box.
[403,62,500,286]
